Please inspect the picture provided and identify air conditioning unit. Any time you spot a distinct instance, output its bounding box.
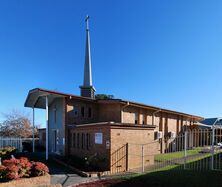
[154,131,163,140]
[157,131,163,139]
[169,131,176,139]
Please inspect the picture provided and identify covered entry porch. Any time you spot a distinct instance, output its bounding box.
[24,88,67,159]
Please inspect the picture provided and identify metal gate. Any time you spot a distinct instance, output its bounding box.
[111,127,222,174]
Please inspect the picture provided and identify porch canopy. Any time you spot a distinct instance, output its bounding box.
[24,88,70,109]
[25,88,94,108]
[24,88,94,160]
[24,88,68,160]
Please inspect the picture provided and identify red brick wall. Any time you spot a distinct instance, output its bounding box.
[66,98,98,125]
[69,124,111,170]
[110,126,157,171]
[98,103,121,122]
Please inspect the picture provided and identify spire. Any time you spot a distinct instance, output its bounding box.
[84,15,92,86]
[80,15,96,99]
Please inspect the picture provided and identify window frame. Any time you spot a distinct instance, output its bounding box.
[73,105,79,117]
[88,107,92,118]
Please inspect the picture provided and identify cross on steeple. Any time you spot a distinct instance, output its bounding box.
[79,15,96,99]
[85,15,89,30]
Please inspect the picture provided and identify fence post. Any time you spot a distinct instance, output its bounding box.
[184,131,187,169]
[142,144,144,173]
[20,138,23,152]
[211,127,215,170]
[126,143,128,171]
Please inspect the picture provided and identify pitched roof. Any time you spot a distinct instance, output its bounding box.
[98,99,202,120]
[24,88,202,120]
[200,118,222,126]
[24,88,95,109]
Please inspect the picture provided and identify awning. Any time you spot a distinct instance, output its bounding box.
[24,88,66,109]
[24,88,94,109]
[194,122,212,128]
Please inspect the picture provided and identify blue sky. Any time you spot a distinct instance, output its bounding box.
[0,0,221,127]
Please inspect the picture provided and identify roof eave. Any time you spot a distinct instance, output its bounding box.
[119,100,203,120]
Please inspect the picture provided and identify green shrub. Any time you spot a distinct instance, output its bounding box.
[0,147,16,158]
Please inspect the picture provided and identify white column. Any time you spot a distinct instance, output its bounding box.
[184,131,187,169]
[32,108,35,153]
[46,96,49,160]
[211,127,215,170]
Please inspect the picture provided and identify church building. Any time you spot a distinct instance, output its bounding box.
[24,17,202,173]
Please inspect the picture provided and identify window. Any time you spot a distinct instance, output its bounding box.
[88,107,92,118]
[154,131,158,140]
[81,107,85,117]
[72,133,76,148]
[165,118,168,134]
[142,114,146,125]
[77,133,80,148]
[86,133,90,150]
[82,133,85,149]
[135,113,138,124]
[73,105,78,117]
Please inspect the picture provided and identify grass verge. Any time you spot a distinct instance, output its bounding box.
[154,148,201,161]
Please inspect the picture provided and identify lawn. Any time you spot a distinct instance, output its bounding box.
[154,148,202,161]
[116,153,222,187]
[76,151,222,187]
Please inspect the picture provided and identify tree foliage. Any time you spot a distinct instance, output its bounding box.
[0,110,34,138]
[95,94,114,100]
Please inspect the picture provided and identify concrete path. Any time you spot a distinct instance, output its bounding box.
[47,160,97,187]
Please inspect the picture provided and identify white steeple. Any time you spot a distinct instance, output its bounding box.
[80,15,96,99]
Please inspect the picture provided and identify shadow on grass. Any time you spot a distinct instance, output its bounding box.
[113,169,222,187]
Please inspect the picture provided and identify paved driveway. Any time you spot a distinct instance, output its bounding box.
[47,160,97,187]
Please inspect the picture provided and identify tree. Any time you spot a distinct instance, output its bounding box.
[95,94,115,100]
[0,110,35,138]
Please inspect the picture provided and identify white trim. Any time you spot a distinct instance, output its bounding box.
[46,96,49,160]
[32,108,35,153]
[194,122,212,128]
[72,121,115,127]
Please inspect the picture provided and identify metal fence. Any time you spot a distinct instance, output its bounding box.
[0,137,23,152]
[0,137,38,152]
[111,127,222,174]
